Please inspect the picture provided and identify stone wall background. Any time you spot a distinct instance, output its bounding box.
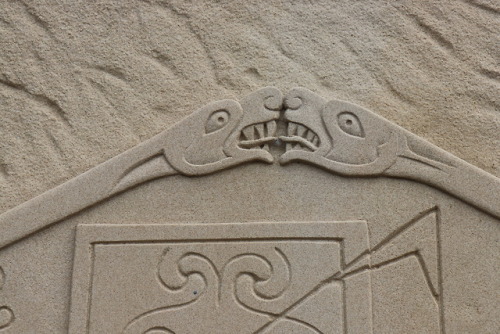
[0,0,498,213]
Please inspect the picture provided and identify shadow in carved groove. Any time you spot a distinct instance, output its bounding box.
[121,208,443,334]
[123,247,294,333]
[0,87,498,253]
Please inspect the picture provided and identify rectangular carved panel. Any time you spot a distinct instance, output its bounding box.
[69,222,371,334]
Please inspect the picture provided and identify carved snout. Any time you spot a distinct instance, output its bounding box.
[223,87,282,161]
[279,88,400,175]
[279,87,500,217]
[158,87,282,176]
[384,131,500,217]
[280,88,330,157]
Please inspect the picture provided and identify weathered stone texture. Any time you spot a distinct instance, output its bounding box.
[0,0,499,213]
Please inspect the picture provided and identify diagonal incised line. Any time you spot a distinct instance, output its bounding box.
[253,274,340,333]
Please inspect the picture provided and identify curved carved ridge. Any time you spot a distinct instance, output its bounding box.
[0,87,282,250]
[123,247,293,334]
[280,87,500,218]
[0,266,14,330]
[0,87,498,250]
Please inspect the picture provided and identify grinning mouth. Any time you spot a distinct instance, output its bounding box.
[279,122,319,152]
[239,121,277,150]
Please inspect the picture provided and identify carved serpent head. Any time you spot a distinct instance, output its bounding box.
[162,87,282,175]
[278,87,402,175]
[158,86,459,180]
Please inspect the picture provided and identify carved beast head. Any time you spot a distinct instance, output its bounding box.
[279,87,400,176]
[163,87,282,175]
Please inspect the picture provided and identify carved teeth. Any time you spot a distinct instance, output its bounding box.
[239,121,277,152]
[266,121,277,137]
[255,123,265,138]
[297,124,307,137]
[242,127,255,141]
[240,120,317,154]
[281,122,319,153]
[306,130,315,142]
[312,136,319,147]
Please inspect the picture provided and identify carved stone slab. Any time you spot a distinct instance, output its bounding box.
[0,87,498,333]
[69,222,370,333]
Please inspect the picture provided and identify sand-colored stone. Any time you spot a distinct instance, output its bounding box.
[0,87,498,333]
[0,0,499,214]
[0,1,499,333]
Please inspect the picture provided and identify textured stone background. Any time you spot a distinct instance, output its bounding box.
[0,0,498,213]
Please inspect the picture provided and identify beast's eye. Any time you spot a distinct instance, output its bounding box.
[337,112,364,137]
[205,110,230,134]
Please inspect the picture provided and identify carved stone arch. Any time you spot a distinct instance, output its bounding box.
[0,88,498,333]
[0,87,498,250]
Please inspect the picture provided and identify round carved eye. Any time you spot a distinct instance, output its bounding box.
[205,110,230,134]
[337,112,364,137]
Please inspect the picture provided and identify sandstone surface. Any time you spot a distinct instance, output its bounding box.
[0,0,499,213]
[0,85,497,333]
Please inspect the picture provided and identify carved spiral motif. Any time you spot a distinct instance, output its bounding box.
[157,251,218,300]
[222,248,290,314]
[125,247,292,333]
[284,93,304,110]
[263,92,284,111]
[156,247,290,309]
